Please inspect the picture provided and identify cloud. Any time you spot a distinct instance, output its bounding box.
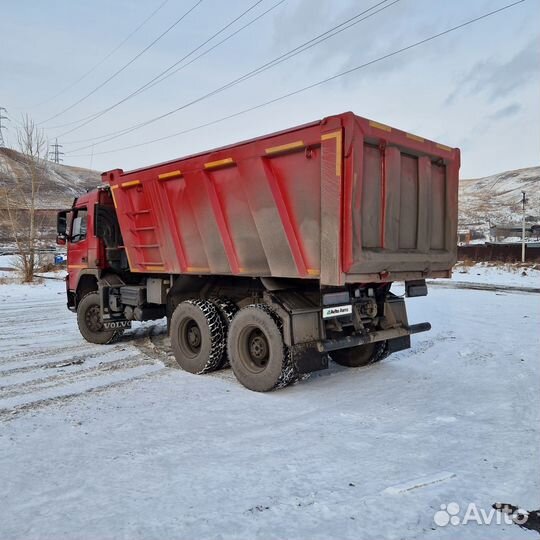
[457,102,523,150]
[269,0,413,81]
[271,0,336,51]
[488,102,521,121]
[446,37,540,104]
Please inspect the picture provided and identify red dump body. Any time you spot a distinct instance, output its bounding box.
[102,112,460,286]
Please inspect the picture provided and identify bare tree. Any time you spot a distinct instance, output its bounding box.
[0,115,48,282]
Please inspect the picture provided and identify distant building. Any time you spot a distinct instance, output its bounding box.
[489,223,540,242]
[457,228,484,245]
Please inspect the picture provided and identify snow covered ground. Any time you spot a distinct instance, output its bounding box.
[0,254,66,280]
[436,261,540,289]
[0,254,16,277]
[0,275,538,539]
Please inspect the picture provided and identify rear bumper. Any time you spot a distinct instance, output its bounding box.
[317,322,431,353]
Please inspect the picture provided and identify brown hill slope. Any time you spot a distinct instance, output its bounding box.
[0,148,100,244]
[459,166,540,240]
[0,147,100,210]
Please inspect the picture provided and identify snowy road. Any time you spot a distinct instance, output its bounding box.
[0,283,167,416]
[0,280,539,539]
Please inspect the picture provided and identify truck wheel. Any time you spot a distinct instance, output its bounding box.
[227,305,298,392]
[77,292,122,345]
[170,300,225,374]
[209,297,238,368]
[331,341,389,368]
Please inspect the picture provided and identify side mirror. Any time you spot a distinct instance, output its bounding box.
[57,210,68,235]
[56,234,66,246]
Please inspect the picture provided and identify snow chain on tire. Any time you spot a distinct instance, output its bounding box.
[209,297,239,368]
[249,304,299,390]
[372,340,390,364]
[185,299,225,374]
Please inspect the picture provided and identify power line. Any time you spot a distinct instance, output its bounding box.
[54,0,284,135]
[66,0,526,159]
[64,0,397,148]
[0,107,8,147]
[30,0,170,109]
[52,0,276,136]
[49,138,64,163]
[63,0,394,144]
[40,0,203,125]
[127,0,281,96]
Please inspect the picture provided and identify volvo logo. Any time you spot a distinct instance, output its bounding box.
[103,320,131,330]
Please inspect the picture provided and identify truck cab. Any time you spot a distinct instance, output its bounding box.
[58,188,129,312]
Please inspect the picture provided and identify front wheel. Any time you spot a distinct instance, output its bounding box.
[331,341,389,368]
[77,292,122,345]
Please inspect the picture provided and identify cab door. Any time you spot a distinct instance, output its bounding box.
[67,206,89,273]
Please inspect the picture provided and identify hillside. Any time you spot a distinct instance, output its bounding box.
[0,147,100,245]
[0,147,99,210]
[459,166,540,231]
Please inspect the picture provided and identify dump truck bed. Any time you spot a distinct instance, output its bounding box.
[102,112,460,286]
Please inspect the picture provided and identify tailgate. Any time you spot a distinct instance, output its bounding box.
[343,116,460,279]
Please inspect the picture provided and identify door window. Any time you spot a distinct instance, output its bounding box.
[71,208,88,243]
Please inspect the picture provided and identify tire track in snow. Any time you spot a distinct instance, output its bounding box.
[0,349,153,394]
[0,285,168,418]
[140,331,238,383]
[0,343,166,417]
[0,344,100,373]
[0,364,165,420]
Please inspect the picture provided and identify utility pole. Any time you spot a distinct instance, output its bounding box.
[89,143,95,170]
[521,191,527,263]
[49,138,64,164]
[0,107,9,147]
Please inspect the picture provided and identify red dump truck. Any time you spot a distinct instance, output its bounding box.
[57,111,460,391]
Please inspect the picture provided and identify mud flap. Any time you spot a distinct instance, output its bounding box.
[291,342,329,374]
[387,335,411,354]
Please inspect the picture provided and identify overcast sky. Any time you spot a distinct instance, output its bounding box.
[2,0,539,178]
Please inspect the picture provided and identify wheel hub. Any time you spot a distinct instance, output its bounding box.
[248,330,269,368]
[85,305,103,332]
[186,320,201,351]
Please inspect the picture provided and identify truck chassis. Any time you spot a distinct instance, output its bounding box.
[62,241,429,392]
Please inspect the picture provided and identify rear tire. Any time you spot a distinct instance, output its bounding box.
[227,304,297,392]
[77,292,122,345]
[209,297,239,368]
[170,300,225,374]
[331,340,388,368]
